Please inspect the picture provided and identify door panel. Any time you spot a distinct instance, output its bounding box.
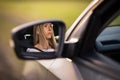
[23,61,59,80]
[74,58,114,80]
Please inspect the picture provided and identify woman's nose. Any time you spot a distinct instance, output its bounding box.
[48,26,52,31]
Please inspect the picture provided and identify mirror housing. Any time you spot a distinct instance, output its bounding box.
[11,19,66,60]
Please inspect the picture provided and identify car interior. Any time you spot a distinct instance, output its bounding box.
[95,15,120,63]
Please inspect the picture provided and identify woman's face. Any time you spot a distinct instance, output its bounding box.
[43,23,53,39]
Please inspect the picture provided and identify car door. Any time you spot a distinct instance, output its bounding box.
[64,0,120,80]
[10,0,120,80]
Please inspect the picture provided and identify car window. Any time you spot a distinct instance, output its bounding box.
[95,15,120,63]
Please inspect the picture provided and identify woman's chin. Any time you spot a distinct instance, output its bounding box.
[46,36,52,39]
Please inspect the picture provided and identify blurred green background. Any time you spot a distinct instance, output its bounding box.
[0,0,91,78]
[0,0,91,59]
[1,1,120,79]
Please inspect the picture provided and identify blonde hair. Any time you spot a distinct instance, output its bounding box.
[33,23,57,49]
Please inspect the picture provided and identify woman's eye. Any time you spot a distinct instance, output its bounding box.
[44,25,47,27]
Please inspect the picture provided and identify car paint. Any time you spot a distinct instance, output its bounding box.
[9,0,120,80]
[23,0,119,80]
[32,0,120,80]
[23,0,102,80]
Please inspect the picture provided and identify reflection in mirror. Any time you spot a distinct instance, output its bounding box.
[11,20,65,59]
[26,22,58,53]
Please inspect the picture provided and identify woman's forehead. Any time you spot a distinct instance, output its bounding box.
[44,23,52,26]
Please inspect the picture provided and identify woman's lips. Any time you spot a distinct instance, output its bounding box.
[48,31,52,34]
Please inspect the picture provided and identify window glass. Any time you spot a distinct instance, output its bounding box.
[109,15,120,26]
[95,15,120,63]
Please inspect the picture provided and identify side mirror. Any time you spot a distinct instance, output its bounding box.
[10,20,66,60]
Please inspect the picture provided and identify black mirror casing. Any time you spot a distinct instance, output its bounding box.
[11,19,66,60]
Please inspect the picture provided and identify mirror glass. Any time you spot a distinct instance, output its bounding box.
[11,20,65,59]
[25,22,58,53]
